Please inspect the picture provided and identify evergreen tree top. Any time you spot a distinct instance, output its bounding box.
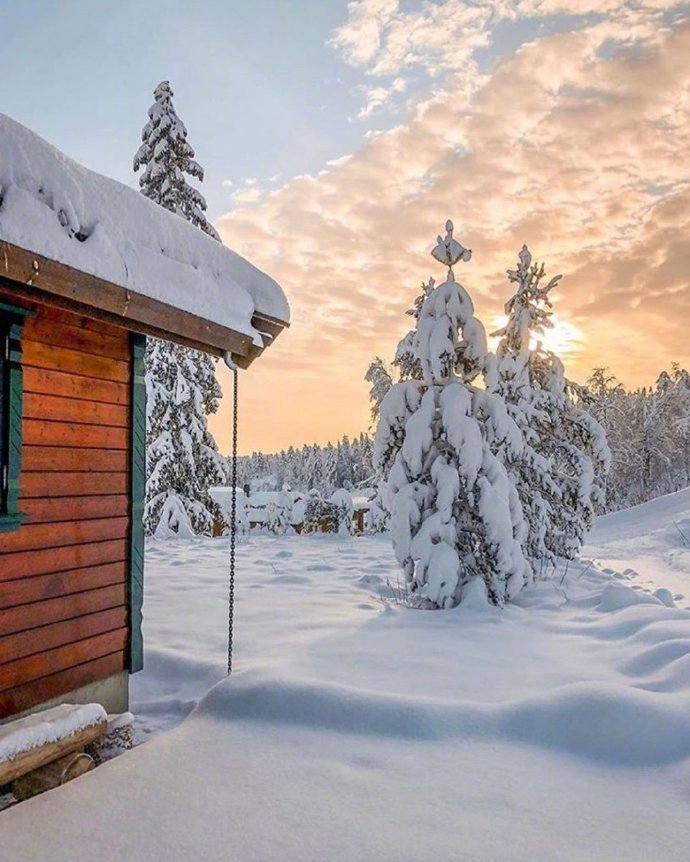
[430,220,472,271]
[492,245,562,356]
[134,80,220,240]
[416,220,486,385]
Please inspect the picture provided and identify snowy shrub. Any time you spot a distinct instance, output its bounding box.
[302,491,339,534]
[365,482,390,534]
[261,489,293,535]
[374,221,530,608]
[209,487,249,537]
[330,488,355,537]
[153,493,197,540]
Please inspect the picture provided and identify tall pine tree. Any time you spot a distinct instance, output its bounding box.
[134,80,226,536]
[134,80,220,239]
[492,246,609,562]
[491,246,563,564]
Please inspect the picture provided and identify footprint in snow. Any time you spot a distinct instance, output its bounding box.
[269,575,312,585]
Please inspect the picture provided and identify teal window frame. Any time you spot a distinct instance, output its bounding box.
[0,301,33,533]
[127,332,146,672]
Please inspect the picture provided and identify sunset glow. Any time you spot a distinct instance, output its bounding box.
[489,313,586,361]
[5,1,680,456]
[207,5,690,453]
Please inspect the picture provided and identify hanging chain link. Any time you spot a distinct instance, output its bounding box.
[227,366,238,676]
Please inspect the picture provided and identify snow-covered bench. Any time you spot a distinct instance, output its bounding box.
[0,703,107,798]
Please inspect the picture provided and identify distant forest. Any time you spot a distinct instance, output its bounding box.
[234,364,690,513]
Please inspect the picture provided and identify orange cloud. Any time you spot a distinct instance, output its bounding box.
[212,9,690,455]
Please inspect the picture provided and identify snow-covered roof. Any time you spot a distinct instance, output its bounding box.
[0,114,289,342]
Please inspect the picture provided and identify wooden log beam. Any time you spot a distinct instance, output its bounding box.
[0,719,106,786]
[12,751,95,801]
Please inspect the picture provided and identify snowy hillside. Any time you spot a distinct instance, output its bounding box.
[586,486,690,601]
[1,491,689,860]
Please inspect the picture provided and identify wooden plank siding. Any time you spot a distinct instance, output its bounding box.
[0,295,133,719]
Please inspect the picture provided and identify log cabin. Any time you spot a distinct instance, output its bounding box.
[0,114,289,722]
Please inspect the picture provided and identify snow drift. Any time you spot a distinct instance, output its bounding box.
[2,490,690,860]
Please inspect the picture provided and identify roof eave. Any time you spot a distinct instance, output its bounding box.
[0,240,288,367]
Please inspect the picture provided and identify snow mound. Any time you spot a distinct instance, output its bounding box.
[196,673,690,766]
[597,584,663,612]
[619,640,690,676]
[653,588,676,607]
[0,114,289,334]
[639,655,690,693]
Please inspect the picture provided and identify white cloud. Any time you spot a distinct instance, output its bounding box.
[230,186,262,205]
[216,7,690,451]
[356,76,407,120]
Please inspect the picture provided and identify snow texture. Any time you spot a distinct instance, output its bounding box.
[0,703,106,764]
[2,493,690,860]
[0,114,289,333]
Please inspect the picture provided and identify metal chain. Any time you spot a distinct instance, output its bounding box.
[227,366,238,676]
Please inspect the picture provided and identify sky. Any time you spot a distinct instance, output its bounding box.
[3,0,690,454]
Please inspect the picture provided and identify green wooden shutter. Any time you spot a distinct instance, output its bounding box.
[128,333,147,672]
[0,302,33,533]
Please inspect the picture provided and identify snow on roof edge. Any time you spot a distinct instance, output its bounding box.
[0,114,289,336]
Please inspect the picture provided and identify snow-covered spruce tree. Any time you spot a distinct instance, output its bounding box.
[492,246,609,561]
[554,374,610,556]
[490,246,564,566]
[144,339,227,535]
[374,221,530,608]
[134,80,219,238]
[135,81,227,536]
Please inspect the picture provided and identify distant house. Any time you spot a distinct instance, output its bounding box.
[210,486,377,535]
[351,494,374,534]
[0,115,289,722]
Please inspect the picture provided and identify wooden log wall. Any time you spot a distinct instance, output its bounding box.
[0,298,131,719]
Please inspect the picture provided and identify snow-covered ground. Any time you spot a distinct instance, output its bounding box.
[2,492,690,860]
